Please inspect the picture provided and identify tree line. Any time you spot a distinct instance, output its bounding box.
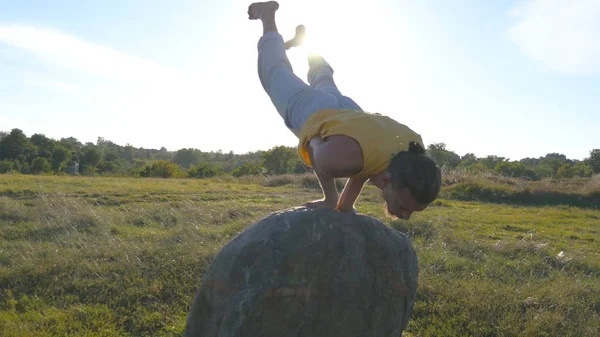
[426,143,599,180]
[0,129,310,178]
[1,128,598,180]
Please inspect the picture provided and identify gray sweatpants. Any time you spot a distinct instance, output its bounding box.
[257,32,362,137]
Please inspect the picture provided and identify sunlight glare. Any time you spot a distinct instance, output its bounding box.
[265,0,432,138]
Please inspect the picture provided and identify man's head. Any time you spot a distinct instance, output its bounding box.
[382,142,441,220]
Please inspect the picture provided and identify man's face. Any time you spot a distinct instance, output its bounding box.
[382,186,428,220]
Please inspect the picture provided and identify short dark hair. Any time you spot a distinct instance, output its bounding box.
[388,142,441,204]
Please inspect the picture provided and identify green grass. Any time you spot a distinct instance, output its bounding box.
[0,173,599,336]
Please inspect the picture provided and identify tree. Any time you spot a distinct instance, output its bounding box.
[480,155,507,170]
[14,154,30,173]
[81,147,102,173]
[51,146,71,171]
[30,157,52,174]
[104,152,119,163]
[84,147,102,165]
[458,153,478,169]
[293,160,311,174]
[30,133,56,159]
[426,143,460,169]
[156,147,173,161]
[59,137,82,151]
[519,157,541,168]
[174,148,201,169]
[261,146,297,175]
[213,149,224,161]
[0,128,36,162]
[123,145,135,163]
[588,149,600,173]
[539,153,570,176]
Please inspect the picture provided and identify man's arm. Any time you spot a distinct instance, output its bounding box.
[307,137,339,207]
[306,136,364,208]
[335,176,368,212]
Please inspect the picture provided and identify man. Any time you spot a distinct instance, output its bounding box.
[249,1,441,219]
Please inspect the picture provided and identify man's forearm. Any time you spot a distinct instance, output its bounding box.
[308,138,338,203]
[314,168,338,202]
[336,177,367,211]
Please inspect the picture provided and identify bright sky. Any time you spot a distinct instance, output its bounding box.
[1,0,598,160]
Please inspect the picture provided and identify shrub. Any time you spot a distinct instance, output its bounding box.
[231,162,263,177]
[556,164,574,178]
[0,159,15,173]
[494,161,538,180]
[134,160,182,178]
[570,162,594,178]
[153,161,182,178]
[441,181,515,203]
[187,162,223,178]
[471,162,489,173]
[30,157,52,174]
[97,161,122,174]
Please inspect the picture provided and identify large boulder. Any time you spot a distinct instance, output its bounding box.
[185,207,419,337]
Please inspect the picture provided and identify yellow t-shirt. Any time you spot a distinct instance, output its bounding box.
[298,109,424,179]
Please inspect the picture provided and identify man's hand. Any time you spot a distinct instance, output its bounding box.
[335,204,359,214]
[304,198,337,209]
[305,199,358,214]
[335,177,367,214]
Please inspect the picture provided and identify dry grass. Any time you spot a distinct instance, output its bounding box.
[444,168,600,195]
[0,173,599,336]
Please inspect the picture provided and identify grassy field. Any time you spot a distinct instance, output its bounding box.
[1,172,599,336]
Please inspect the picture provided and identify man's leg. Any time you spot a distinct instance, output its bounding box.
[250,2,338,136]
[250,2,306,134]
[279,24,351,106]
[307,54,363,111]
[257,34,311,137]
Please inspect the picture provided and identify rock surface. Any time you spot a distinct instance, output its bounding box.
[185,207,419,337]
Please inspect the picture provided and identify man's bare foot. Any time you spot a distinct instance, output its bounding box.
[248,1,279,20]
[285,24,305,50]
